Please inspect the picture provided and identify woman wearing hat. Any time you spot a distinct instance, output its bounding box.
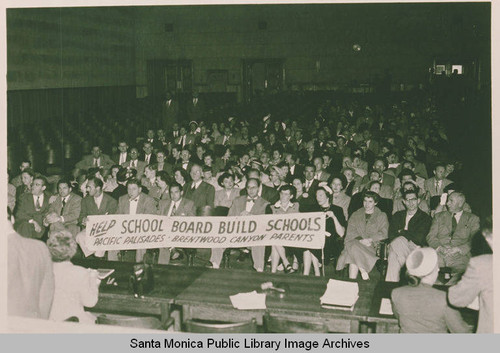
[336,190,388,280]
[214,172,240,209]
[391,247,472,333]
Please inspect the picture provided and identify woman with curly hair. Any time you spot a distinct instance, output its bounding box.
[48,229,101,324]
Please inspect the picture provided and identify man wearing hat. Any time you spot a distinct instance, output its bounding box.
[186,121,200,146]
[426,191,480,274]
[391,247,472,333]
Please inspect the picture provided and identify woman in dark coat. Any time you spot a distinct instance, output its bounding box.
[303,184,346,276]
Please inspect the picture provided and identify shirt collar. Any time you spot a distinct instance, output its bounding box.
[274,201,294,211]
[94,193,104,202]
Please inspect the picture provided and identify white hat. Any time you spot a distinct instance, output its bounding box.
[406,247,438,277]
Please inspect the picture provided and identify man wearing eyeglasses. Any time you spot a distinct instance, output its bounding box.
[385,190,432,282]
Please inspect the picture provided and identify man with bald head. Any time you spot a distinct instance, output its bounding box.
[426,192,480,274]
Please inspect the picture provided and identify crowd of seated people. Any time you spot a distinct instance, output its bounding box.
[7,90,492,332]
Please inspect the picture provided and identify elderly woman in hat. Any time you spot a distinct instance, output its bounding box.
[336,190,388,280]
[391,247,472,333]
[48,229,101,324]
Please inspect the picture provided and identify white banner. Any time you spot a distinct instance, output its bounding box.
[84,212,326,251]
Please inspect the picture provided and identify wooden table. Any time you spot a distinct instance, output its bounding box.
[72,259,207,328]
[174,268,399,333]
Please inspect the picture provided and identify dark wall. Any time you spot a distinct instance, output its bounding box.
[133,3,490,96]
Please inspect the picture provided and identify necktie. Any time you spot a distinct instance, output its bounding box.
[171,203,177,216]
[451,214,457,235]
[94,159,98,167]
[247,198,255,203]
[60,198,67,215]
[35,196,41,211]
[192,183,196,190]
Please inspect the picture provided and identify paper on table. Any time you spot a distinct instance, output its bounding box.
[379,298,394,315]
[229,291,267,310]
[320,279,359,307]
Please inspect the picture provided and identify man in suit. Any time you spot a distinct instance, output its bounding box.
[144,129,163,152]
[76,176,118,258]
[179,147,194,173]
[424,163,453,199]
[362,158,396,188]
[113,140,130,165]
[112,178,158,263]
[426,191,480,274]
[169,122,181,141]
[448,217,493,333]
[215,127,236,146]
[313,157,331,183]
[361,128,380,156]
[385,190,432,282]
[158,182,196,264]
[184,164,215,212]
[142,141,156,165]
[8,215,55,319]
[14,175,51,239]
[229,178,270,272]
[402,148,428,179]
[162,92,179,131]
[186,91,205,122]
[121,147,147,180]
[10,160,31,188]
[75,145,113,171]
[285,153,304,183]
[44,178,82,237]
[239,168,279,204]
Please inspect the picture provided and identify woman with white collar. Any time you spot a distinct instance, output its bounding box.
[268,184,299,273]
[391,247,472,333]
[304,184,346,276]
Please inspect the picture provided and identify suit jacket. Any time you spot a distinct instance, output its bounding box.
[215,134,237,146]
[79,193,118,224]
[424,177,453,198]
[214,188,241,208]
[158,198,196,216]
[448,254,493,333]
[315,170,331,183]
[117,192,157,215]
[112,152,130,165]
[426,210,480,256]
[141,153,157,166]
[392,284,471,333]
[388,209,432,246]
[185,132,200,146]
[239,184,279,204]
[228,195,269,217]
[121,159,147,180]
[8,225,55,319]
[14,192,51,239]
[75,154,113,171]
[186,99,205,121]
[162,100,179,130]
[48,193,82,227]
[183,181,215,211]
